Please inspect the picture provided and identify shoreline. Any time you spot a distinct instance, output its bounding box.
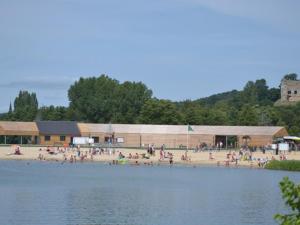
[1,146,296,169]
[0,158,261,170]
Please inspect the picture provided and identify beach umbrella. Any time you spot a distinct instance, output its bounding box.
[284,136,300,141]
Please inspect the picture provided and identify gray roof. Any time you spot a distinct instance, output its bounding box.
[36,121,81,136]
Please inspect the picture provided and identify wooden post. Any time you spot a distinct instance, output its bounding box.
[139,135,142,148]
[186,126,189,150]
[226,136,228,149]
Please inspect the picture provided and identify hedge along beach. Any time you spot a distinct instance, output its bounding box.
[1,145,299,168]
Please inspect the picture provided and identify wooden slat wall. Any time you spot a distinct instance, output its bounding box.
[114,133,215,148]
[238,135,273,147]
[39,135,71,146]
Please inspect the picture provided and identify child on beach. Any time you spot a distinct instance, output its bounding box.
[160,149,164,160]
[169,154,173,165]
[14,147,21,155]
[209,152,214,160]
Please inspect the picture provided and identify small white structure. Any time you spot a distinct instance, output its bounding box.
[73,137,94,145]
[271,144,277,150]
[279,143,289,151]
[283,136,300,141]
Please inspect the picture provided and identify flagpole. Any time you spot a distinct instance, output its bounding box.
[187,124,189,150]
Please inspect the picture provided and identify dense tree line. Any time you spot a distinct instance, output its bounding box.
[68,75,152,123]
[0,74,299,136]
[1,91,38,121]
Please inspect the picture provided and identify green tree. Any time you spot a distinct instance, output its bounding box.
[138,99,183,124]
[177,100,206,125]
[227,107,239,125]
[13,91,38,121]
[255,79,271,105]
[241,79,271,106]
[268,88,281,102]
[37,106,70,121]
[238,104,259,126]
[68,75,120,122]
[283,73,298,81]
[68,75,152,123]
[0,113,8,120]
[206,108,228,125]
[275,103,300,136]
[111,81,152,123]
[275,177,300,225]
[8,102,12,114]
[242,81,257,105]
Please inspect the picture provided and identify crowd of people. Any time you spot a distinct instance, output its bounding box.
[5,142,293,168]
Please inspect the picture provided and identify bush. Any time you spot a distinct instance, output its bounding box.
[274,177,300,225]
[265,160,300,171]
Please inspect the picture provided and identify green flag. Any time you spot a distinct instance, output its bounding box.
[188,125,194,132]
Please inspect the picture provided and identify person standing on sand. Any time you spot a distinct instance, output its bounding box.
[209,151,214,160]
[169,154,173,165]
[235,154,239,165]
[160,148,164,161]
[220,141,223,150]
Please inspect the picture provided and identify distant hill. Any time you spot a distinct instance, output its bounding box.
[195,90,240,106]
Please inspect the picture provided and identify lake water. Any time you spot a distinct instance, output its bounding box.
[0,161,299,225]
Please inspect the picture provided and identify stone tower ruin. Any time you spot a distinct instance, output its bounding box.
[276,79,300,105]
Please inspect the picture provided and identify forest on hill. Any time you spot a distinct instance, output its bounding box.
[0,73,300,135]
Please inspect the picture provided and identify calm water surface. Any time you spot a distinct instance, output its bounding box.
[0,160,299,225]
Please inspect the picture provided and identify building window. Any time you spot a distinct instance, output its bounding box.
[116,137,124,143]
[60,136,66,141]
[92,136,99,143]
[287,90,291,95]
[44,136,51,141]
[294,90,298,95]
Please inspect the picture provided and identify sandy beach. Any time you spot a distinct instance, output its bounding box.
[1,145,299,168]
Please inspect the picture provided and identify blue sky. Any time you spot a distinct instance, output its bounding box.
[0,0,300,112]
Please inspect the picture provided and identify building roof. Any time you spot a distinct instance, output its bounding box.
[0,121,39,136]
[0,121,287,137]
[78,123,287,136]
[36,121,81,136]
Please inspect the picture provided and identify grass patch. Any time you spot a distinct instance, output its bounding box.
[265,160,300,171]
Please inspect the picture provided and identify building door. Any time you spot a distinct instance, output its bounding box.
[227,136,238,149]
[105,136,113,143]
[93,136,99,143]
[215,136,226,149]
[215,135,238,149]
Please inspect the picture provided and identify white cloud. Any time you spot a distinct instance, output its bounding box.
[184,0,300,32]
[0,76,77,90]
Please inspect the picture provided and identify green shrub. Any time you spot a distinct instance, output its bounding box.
[265,160,300,171]
[274,177,300,225]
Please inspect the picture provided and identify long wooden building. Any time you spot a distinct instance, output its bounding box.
[0,121,288,148]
